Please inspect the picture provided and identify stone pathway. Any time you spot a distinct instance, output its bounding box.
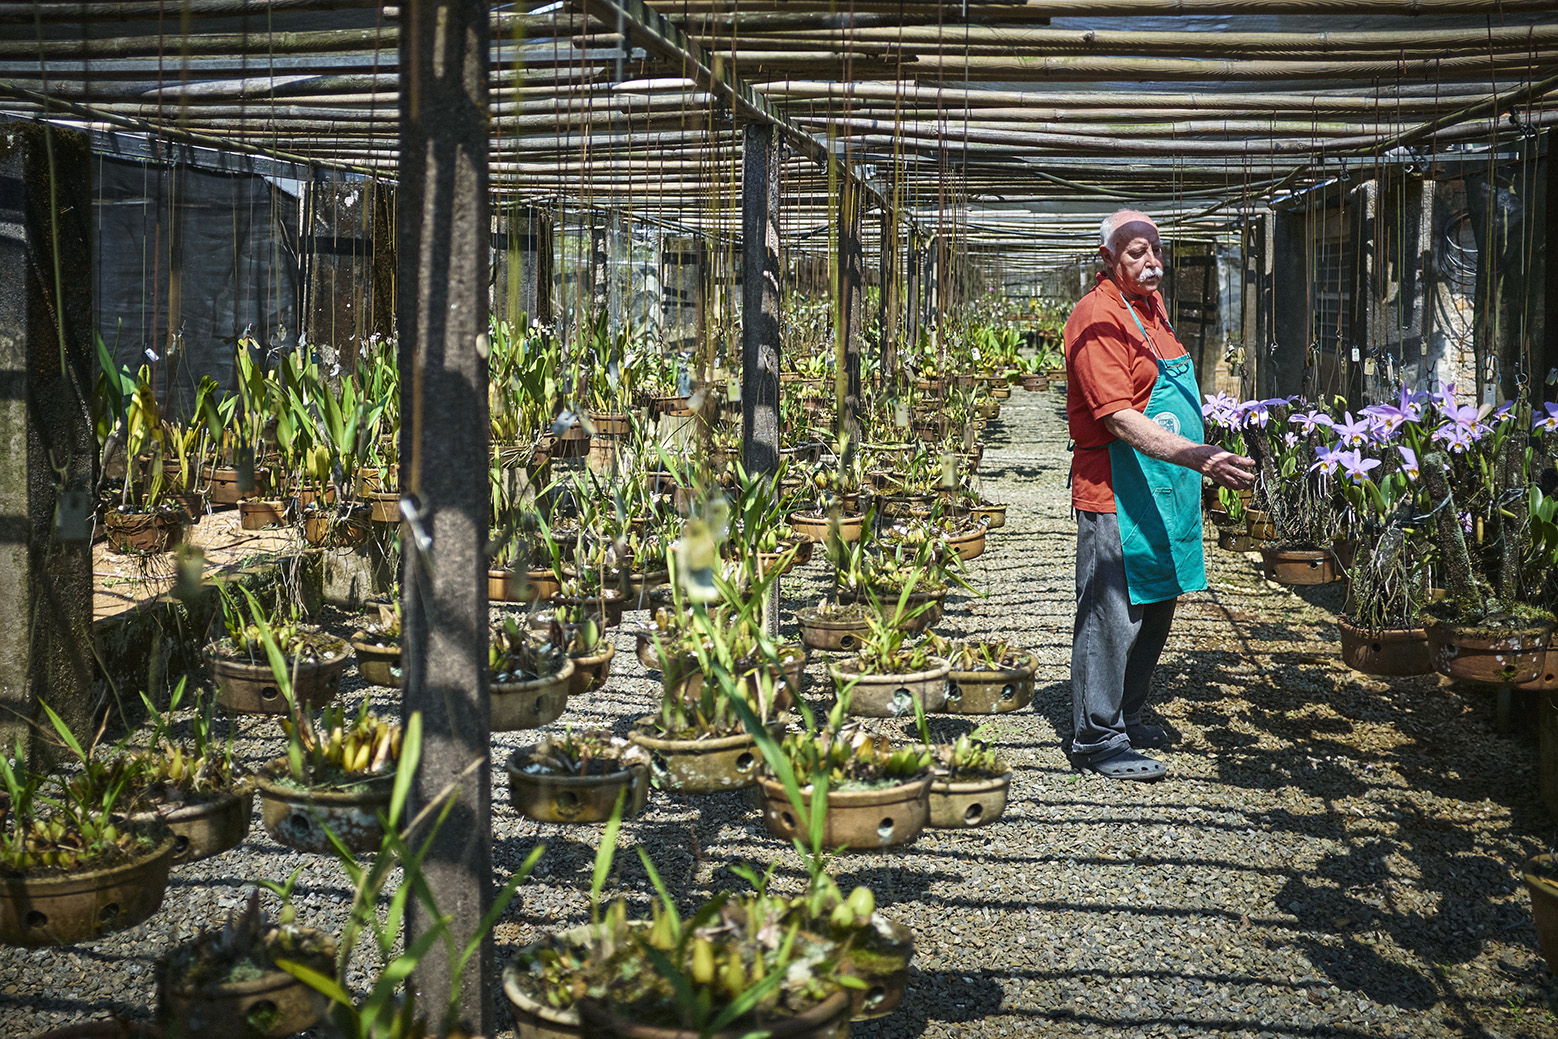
[7,385,1557,1038]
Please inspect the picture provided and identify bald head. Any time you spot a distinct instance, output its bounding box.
[1098,209,1165,299]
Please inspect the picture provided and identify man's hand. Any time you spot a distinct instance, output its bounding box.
[1102,409,1256,489]
[1186,443,1256,490]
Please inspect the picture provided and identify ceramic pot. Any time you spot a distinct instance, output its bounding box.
[946,655,1037,714]
[1337,619,1432,677]
[157,929,333,1039]
[1425,617,1553,685]
[759,774,933,851]
[929,769,1012,828]
[553,591,627,628]
[350,636,402,688]
[628,718,779,794]
[577,987,851,1039]
[795,607,872,653]
[209,466,271,506]
[1260,546,1340,585]
[836,588,946,633]
[105,509,184,554]
[1517,633,1558,692]
[0,835,176,946]
[300,505,370,548]
[206,639,351,715]
[788,511,865,544]
[966,503,1007,529]
[944,525,987,562]
[844,915,915,1020]
[130,785,253,865]
[568,642,615,695]
[1523,855,1558,973]
[489,568,560,604]
[505,749,649,824]
[829,658,951,717]
[491,660,574,731]
[253,759,393,854]
[590,412,632,438]
[1218,529,1254,552]
[503,955,584,1039]
[1245,509,1275,541]
[238,499,288,530]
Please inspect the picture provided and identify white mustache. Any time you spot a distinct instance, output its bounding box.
[1142,265,1164,279]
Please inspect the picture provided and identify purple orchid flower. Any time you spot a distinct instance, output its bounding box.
[1534,402,1558,432]
[1289,409,1334,436]
[1333,411,1373,448]
[1310,443,1341,478]
[1202,392,1238,424]
[1335,448,1381,484]
[1431,422,1477,453]
[1397,445,1419,480]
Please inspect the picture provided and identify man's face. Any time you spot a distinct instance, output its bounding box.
[1102,220,1165,297]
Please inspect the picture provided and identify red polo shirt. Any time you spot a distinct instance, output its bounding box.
[1065,272,1188,514]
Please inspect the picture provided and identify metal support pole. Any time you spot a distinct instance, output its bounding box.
[742,123,782,636]
[397,0,491,1031]
[879,205,899,393]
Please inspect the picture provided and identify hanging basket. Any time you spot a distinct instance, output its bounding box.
[491,660,574,731]
[505,749,649,824]
[0,835,177,947]
[1337,618,1432,677]
[758,774,934,851]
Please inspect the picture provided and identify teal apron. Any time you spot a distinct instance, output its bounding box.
[1106,294,1208,605]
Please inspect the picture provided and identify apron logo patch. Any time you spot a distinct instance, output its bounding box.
[1152,411,1181,437]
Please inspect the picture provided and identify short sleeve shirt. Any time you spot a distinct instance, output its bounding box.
[1065,272,1188,514]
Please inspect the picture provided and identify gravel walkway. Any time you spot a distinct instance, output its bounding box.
[5,387,1558,1038]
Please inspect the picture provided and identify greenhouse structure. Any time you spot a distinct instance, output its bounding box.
[2,1,1558,1037]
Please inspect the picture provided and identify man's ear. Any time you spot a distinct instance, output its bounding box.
[1098,245,1113,265]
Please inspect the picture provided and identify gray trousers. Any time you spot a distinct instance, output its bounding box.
[1070,510,1177,759]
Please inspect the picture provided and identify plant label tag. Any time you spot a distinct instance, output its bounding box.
[893,401,909,428]
[55,489,90,543]
[727,374,740,402]
[962,425,976,452]
[1351,347,1360,363]
[1548,368,1558,386]
[236,446,256,493]
[939,451,957,489]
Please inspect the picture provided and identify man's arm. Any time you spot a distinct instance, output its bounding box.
[1102,408,1256,489]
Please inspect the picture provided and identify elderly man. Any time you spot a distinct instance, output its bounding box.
[1063,210,1255,781]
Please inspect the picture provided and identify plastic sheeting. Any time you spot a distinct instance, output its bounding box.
[92,154,299,417]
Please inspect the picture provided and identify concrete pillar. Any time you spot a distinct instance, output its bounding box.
[905,234,922,351]
[0,122,94,756]
[397,0,492,1030]
[590,219,608,322]
[835,175,865,455]
[741,123,781,478]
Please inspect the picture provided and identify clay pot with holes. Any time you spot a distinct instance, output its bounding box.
[104,508,186,554]
[238,498,288,530]
[491,659,573,732]
[788,511,865,544]
[253,759,393,855]
[156,925,334,1039]
[1218,528,1254,552]
[1244,509,1276,541]
[758,773,933,851]
[946,654,1037,714]
[829,658,950,718]
[1337,618,1432,677]
[1425,614,1553,686]
[1259,545,1340,585]
[929,765,1012,829]
[504,747,649,824]
[796,606,872,653]
[843,915,916,1021]
[0,834,176,946]
[130,784,254,866]
[628,717,785,794]
[206,638,351,716]
[1518,633,1558,692]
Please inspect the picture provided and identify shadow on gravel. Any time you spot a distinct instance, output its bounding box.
[849,967,1006,1038]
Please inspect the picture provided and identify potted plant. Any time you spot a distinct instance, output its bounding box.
[254,696,401,854]
[925,729,1011,829]
[0,711,176,946]
[160,375,223,524]
[489,614,573,732]
[93,350,186,553]
[156,887,334,1039]
[795,599,873,653]
[125,678,252,864]
[548,603,615,695]
[505,729,650,824]
[349,600,402,689]
[944,640,1038,714]
[205,588,350,715]
[827,585,951,718]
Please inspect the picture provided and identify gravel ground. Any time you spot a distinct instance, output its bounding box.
[5,387,1558,1038]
